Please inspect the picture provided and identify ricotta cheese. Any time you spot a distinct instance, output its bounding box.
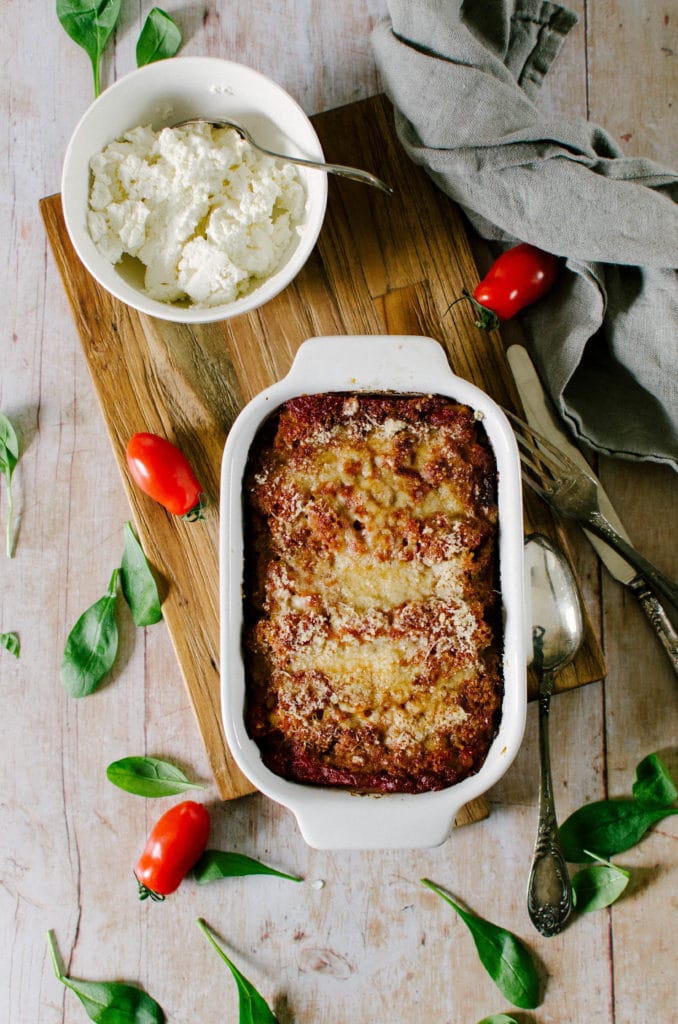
[87,122,306,306]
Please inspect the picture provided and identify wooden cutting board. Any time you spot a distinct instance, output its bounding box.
[40,94,605,816]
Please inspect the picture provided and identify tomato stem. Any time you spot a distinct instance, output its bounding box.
[136,878,165,902]
[444,290,500,332]
[182,492,209,522]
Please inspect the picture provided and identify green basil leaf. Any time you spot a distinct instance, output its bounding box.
[559,799,678,862]
[1,632,20,657]
[477,1016,520,1024]
[198,918,278,1024]
[193,850,302,884]
[421,879,540,1010]
[632,752,678,808]
[0,412,19,476]
[120,522,163,626]
[56,0,122,96]
[47,929,165,1023]
[107,756,203,797]
[0,412,19,557]
[571,861,630,913]
[136,7,182,67]
[61,569,119,697]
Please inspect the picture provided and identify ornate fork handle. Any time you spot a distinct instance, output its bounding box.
[628,576,678,676]
[584,510,678,612]
[527,664,573,937]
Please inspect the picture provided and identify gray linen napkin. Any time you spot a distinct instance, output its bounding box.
[372,0,678,470]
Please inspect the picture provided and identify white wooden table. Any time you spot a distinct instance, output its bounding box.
[2,3,677,1022]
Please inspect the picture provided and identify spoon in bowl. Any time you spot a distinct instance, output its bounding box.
[172,117,394,195]
[525,533,584,937]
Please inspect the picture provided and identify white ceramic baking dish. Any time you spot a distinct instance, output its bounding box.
[220,335,526,849]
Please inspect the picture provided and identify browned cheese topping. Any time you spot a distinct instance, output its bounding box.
[242,392,502,793]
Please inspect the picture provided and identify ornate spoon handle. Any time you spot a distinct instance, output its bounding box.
[527,667,572,937]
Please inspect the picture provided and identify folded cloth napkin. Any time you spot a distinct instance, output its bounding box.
[372,0,678,470]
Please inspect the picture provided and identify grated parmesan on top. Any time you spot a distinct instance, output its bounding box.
[244,393,502,792]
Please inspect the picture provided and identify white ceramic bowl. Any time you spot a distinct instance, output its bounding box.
[61,57,327,323]
[220,335,526,849]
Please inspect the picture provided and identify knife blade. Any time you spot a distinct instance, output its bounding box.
[506,343,678,676]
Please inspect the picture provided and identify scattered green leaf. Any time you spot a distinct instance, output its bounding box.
[198,917,279,1023]
[1,632,20,657]
[56,0,122,97]
[421,879,540,1010]
[60,568,119,697]
[0,412,19,557]
[632,752,678,809]
[106,755,203,797]
[559,799,678,863]
[47,929,165,1023]
[476,1015,520,1024]
[120,522,162,626]
[194,850,302,884]
[136,7,182,67]
[571,852,630,913]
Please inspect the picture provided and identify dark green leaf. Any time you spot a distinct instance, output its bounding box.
[1,632,20,657]
[421,879,540,1010]
[571,859,630,913]
[120,522,163,626]
[193,850,302,884]
[136,7,182,67]
[47,929,165,1023]
[106,756,203,797]
[61,569,119,697]
[0,412,19,557]
[477,1016,519,1024]
[559,799,678,862]
[0,412,19,480]
[56,0,122,96]
[632,752,678,808]
[198,918,278,1024]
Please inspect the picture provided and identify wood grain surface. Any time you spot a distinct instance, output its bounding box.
[41,94,604,807]
[5,4,677,1023]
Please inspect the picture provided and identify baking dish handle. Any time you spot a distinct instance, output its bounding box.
[288,790,465,851]
[282,334,456,395]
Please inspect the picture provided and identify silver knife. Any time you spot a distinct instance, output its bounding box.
[506,344,678,677]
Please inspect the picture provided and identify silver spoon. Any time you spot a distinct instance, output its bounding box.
[172,117,394,195]
[525,533,584,937]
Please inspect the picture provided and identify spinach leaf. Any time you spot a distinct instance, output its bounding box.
[106,755,203,796]
[0,412,19,558]
[477,1016,519,1024]
[1,632,20,657]
[198,918,279,1024]
[193,850,302,884]
[559,799,678,863]
[120,522,162,626]
[56,0,122,97]
[632,752,678,808]
[47,929,165,1023]
[136,7,182,67]
[61,569,119,697]
[421,879,540,1010]
[571,855,630,913]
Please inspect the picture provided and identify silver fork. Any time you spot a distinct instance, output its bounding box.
[505,410,678,612]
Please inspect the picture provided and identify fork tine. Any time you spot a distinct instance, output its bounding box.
[512,448,553,497]
[511,431,559,480]
[504,409,581,480]
[516,466,550,500]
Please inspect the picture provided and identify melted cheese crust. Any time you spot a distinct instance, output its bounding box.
[243,393,502,793]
